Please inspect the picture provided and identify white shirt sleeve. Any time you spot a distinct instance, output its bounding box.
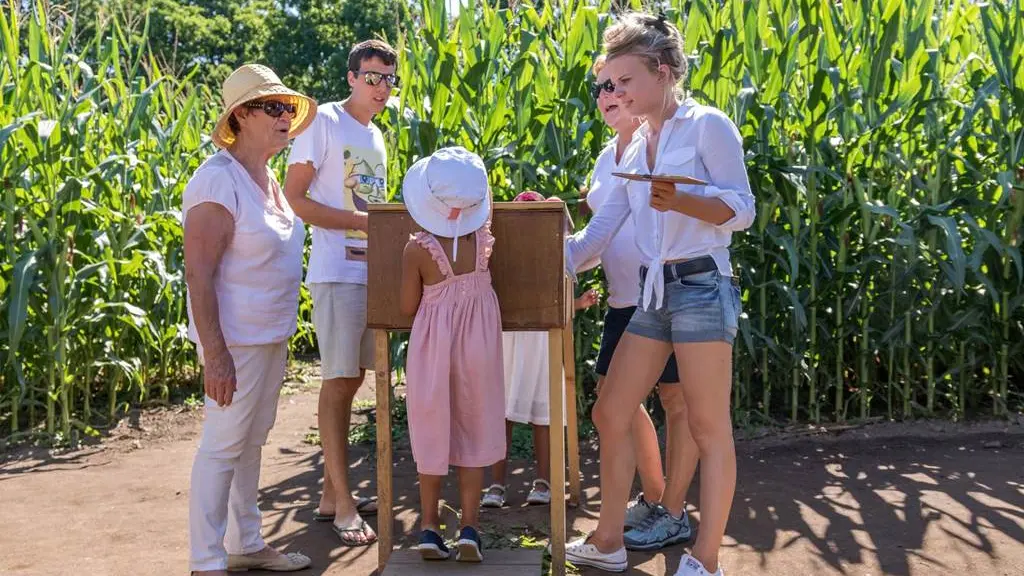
[182,165,238,222]
[573,164,606,273]
[576,254,602,273]
[698,110,755,232]
[565,179,630,275]
[287,110,327,169]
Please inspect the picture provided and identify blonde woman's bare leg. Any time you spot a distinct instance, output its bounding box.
[674,341,735,572]
[598,374,666,502]
[586,333,672,552]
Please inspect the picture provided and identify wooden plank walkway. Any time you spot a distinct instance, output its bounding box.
[381,549,543,576]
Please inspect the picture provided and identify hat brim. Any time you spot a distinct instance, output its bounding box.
[212,85,317,149]
[403,157,491,239]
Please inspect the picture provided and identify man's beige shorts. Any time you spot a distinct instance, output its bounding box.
[309,282,375,380]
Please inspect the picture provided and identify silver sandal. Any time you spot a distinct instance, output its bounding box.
[526,478,551,505]
[481,483,506,508]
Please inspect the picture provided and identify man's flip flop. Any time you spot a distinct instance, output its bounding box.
[332,518,377,547]
[313,496,378,522]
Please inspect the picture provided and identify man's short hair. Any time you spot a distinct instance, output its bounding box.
[348,39,398,72]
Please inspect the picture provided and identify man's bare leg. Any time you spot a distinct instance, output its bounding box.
[318,372,375,543]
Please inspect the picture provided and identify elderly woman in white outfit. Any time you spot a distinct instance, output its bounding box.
[561,12,755,576]
[183,64,316,575]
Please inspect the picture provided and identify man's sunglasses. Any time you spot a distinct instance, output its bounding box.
[244,99,297,118]
[591,79,615,99]
[356,70,401,88]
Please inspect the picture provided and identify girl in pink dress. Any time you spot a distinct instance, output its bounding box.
[399,146,506,563]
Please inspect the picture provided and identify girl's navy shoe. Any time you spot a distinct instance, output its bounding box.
[456,525,483,562]
[417,528,450,560]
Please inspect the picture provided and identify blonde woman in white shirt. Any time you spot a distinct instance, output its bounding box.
[561,13,755,576]
[581,55,698,554]
[184,65,315,575]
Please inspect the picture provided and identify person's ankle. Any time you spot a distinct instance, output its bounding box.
[643,488,665,504]
[332,497,358,520]
[664,503,686,519]
[692,552,719,573]
[421,523,441,534]
[587,532,623,553]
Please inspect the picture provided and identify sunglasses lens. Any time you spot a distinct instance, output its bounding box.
[268,101,298,117]
[360,71,399,88]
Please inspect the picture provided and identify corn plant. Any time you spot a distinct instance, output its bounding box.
[2,0,1022,443]
[1,1,214,442]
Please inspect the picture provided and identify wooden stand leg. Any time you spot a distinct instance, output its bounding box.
[563,322,581,508]
[548,328,566,576]
[374,330,393,570]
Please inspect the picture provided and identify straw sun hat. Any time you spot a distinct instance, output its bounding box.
[211,64,317,149]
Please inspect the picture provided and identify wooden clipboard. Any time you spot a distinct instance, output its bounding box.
[612,171,708,186]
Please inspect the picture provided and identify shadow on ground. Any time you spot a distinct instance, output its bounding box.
[254,429,1023,575]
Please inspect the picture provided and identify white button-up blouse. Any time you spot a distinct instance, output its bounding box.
[565,99,755,311]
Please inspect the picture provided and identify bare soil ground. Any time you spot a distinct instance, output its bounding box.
[2,363,1022,576]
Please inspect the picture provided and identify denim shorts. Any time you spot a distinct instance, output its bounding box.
[596,306,680,383]
[626,260,742,345]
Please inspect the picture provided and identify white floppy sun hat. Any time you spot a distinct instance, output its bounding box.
[211,64,317,149]
[402,146,491,262]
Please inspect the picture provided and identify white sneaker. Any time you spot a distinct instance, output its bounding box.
[674,553,724,576]
[562,536,628,572]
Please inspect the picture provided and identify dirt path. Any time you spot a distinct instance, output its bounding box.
[2,368,1023,576]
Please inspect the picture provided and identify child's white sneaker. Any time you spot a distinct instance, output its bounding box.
[674,553,724,576]
[561,535,628,572]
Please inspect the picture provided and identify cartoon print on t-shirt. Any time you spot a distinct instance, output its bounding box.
[343,145,386,239]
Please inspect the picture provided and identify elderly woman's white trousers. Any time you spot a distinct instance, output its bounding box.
[188,342,288,572]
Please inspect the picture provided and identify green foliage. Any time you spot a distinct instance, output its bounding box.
[1,0,215,440]
[59,0,399,102]
[262,0,402,102]
[2,0,1022,443]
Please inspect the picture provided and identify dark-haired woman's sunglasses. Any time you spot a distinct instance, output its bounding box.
[244,100,297,118]
[591,79,615,99]
[356,70,401,89]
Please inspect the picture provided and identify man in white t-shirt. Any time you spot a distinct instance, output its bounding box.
[284,39,398,547]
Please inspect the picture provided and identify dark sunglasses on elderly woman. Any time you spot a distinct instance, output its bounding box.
[590,79,616,99]
[244,100,297,118]
[356,70,401,89]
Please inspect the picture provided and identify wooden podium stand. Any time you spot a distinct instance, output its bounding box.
[366,202,581,576]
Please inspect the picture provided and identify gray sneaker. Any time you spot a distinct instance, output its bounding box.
[623,492,658,530]
[624,505,692,551]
